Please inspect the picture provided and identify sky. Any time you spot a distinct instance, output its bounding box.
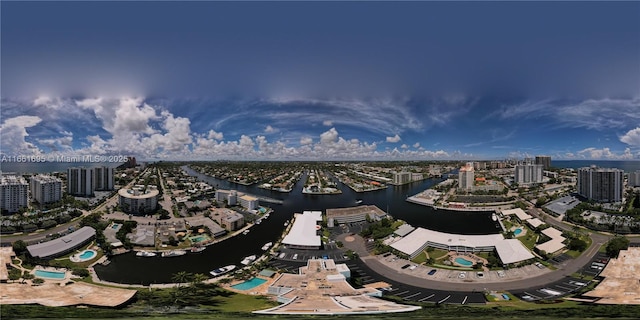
[1,1,639,161]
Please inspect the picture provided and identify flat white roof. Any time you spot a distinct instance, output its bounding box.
[27,226,96,258]
[394,224,415,237]
[390,228,504,257]
[526,218,544,228]
[391,227,534,264]
[535,239,566,254]
[281,211,322,247]
[542,227,564,240]
[502,208,532,221]
[495,239,535,264]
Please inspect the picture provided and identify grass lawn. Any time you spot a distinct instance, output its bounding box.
[411,251,428,264]
[516,226,538,250]
[427,248,449,259]
[203,293,278,313]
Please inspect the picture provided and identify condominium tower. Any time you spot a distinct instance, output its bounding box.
[458,163,474,191]
[515,164,544,185]
[30,174,62,204]
[535,156,552,170]
[0,175,28,213]
[67,167,94,197]
[577,167,624,203]
[93,166,114,191]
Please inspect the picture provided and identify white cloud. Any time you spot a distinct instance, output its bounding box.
[207,130,224,140]
[264,125,277,133]
[413,142,420,148]
[620,127,640,146]
[322,120,333,126]
[401,144,408,149]
[576,147,636,160]
[320,127,339,144]
[0,116,43,155]
[386,134,401,143]
[300,137,313,145]
[33,96,52,106]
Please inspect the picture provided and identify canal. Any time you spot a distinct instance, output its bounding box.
[94,166,500,285]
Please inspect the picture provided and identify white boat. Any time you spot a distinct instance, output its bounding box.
[242,229,251,235]
[136,251,156,257]
[492,213,498,221]
[261,242,273,251]
[161,250,187,258]
[241,255,257,265]
[210,265,236,277]
[190,246,206,253]
[356,199,363,204]
[284,221,289,227]
[255,219,262,225]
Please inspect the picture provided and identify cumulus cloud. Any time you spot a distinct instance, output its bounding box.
[413,142,420,148]
[576,147,635,160]
[620,127,640,146]
[322,120,333,126]
[386,134,401,143]
[0,116,43,155]
[320,127,339,144]
[300,137,313,145]
[207,130,224,140]
[264,125,277,133]
[401,144,408,149]
[33,96,52,106]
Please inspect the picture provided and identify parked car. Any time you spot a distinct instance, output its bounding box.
[428,269,437,276]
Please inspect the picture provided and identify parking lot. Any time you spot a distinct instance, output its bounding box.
[268,258,486,305]
[510,252,610,301]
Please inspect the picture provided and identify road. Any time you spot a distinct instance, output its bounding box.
[340,200,627,292]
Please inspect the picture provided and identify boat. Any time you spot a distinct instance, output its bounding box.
[190,246,206,253]
[491,213,498,221]
[209,265,236,277]
[161,250,187,258]
[241,255,257,265]
[356,199,363,204]
[136,251,157,257]
[242,229,250,235]
[255,219,262,225]
[284,221,289,227]
[261,242,273,251]
[264,213,270,219]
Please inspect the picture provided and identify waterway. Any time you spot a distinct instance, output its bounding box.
[94,166,500,285]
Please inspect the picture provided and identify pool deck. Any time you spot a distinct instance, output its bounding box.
[0,282,136,307]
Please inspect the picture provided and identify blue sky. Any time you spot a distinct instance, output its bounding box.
[1,2,639,161]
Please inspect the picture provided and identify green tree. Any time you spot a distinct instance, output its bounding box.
[171,271,192,286]
[12,240,27,255]
[568,238,588,252]
[605,236,630,258]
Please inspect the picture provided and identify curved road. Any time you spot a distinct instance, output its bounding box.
[342,202,627,292]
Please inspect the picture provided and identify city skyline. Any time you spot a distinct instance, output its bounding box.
[1,2,639,161]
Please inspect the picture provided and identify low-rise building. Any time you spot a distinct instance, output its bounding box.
[27,226,96,259]
[209,208,245,231]
[326,205,387,227]
[238,194,258,210]
[282,211,322,250]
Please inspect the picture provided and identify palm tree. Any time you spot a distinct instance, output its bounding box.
[171,271,192,287]
[190,273,209,289]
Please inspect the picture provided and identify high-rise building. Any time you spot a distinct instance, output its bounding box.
[629,170,640,187]
[535,156,552,170]
[393,172,412,185]
[67,167,94,197]
[1,175,28,213]
[93,166,114,191]
[577,167,624,203]
[515,164,544,185]
[30,175,62,204]
[458,163,474,191]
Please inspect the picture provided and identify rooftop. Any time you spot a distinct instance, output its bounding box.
[282,211,322,248]
[583,247,640,305]
[27,226,96,259]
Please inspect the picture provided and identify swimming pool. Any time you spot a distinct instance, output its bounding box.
[112,223,121,230]
[514,228,523,236]
[189,235,209,244]
[71,249,97,262]
[231,277,267,290]
[34,270,66,279]
[454,257,474,267]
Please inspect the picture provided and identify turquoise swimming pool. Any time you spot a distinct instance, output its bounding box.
[34,270,65,279]
[189,235,210,244]
[514,228,523,236]
[231,277,267,290]
[79,250,96,260]
[454,257,474,267]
